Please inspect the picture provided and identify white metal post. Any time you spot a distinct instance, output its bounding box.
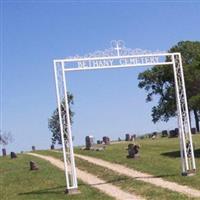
[177,101,186,173]
[178,53,196,171]
[172,54,189,172]
[53,61,70,189]
[172,53,196,175]
[61,61,78,189]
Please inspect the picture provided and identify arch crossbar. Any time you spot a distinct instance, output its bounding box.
[53,41,196,192]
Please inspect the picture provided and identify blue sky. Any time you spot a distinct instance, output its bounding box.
[1,1,200,153]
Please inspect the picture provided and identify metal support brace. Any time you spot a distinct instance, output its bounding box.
[172,53,196,175]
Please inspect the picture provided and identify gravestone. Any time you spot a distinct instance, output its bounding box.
[151,132,157,139]
[152,135,156,140]
[127,144,140,158]
[125,134,130,141]
[30,161,39,170]
[51,144,55,150]
[103,136,110,145]
[162,130,168,137]
[169,129,178,138]
[10,152,17,159]
[32,146,36,151]
[97,140,101,144]
[85,136,94,150]
[174,128,179,136]
[130,134,136,141]
[169,130,175,137]
[191,128,196,134]
[148,134,152,138]
[152,132,157,136]
[2,148,6,156]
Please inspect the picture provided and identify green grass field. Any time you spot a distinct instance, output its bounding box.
[0,154,114,200]
[35,150,197,200]
[75,134,200,190]
[35,134,200,200]
[1,134,200,200]
[41,150,194,199]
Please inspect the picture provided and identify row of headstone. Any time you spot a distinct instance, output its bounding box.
[102,136,110,145]
[125,134,136,141]
[85,135,111,150]
[169,129,179,138]
[162,127,197,138]
[3,145,36,157]
[96,137,111,145]
[1,149,18,158]
[2,149,18,158]
[1,151,17,159]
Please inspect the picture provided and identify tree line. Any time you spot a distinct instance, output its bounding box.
[138,41,200,132]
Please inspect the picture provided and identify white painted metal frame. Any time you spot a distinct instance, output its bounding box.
[53,61,78,191]
[53,41,196,191]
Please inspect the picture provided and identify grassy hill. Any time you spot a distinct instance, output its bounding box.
[1,134,200,200]
[75,134,200,190]
[35,134,200,200]
[0,154,113,200]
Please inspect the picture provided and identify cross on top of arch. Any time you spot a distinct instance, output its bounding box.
[67,40,165,59]
[111,40,125,56]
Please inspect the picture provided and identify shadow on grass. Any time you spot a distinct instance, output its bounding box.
[84,174,176,187]
[18,185,66,195]
[86,177,129,186]
[161,148,200,158]
[18,174,177,196]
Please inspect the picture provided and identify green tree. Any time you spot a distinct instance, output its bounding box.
[48,92,74,145]
[138,41,200,131]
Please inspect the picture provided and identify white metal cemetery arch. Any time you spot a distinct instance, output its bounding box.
[53,41,196,192]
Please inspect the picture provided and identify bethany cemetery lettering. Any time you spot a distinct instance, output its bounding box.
[77,56,159,69]
[61,41,165,71]
[62,40,170,71]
